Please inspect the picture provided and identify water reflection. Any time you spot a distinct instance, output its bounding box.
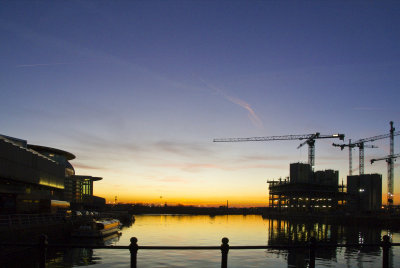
[48,248,97,267]
[2,233,121,268]
[3,215,400,267]
[267,218,387,267]
[48,233,121,267]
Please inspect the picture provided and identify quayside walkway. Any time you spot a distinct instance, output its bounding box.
[1,235,398,268]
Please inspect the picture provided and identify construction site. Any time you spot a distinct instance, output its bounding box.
[215,121,400,215]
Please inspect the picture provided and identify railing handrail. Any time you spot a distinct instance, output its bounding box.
[1,235,396,268]
[2,242,400,249]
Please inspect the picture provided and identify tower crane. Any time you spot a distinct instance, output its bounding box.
[332,139,378,175]
[333,121,400,175]
[213,132,344,167]
[371,153,400,164]
[370,153,400,207]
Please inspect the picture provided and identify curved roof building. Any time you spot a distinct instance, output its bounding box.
[0,134,104,213]
[27,144,76,161]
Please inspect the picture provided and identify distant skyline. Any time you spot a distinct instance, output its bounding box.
[1,1,400,206]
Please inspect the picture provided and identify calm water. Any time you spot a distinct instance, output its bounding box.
[15,215,400,267]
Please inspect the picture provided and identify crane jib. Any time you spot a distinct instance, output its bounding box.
[355,130,400,143]
[213,133,345,167]
[213,133,344,143]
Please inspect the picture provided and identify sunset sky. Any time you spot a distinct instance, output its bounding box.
[1,1,400,206]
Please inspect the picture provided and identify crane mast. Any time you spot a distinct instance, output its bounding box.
[359,142,365,174]
[308,139,316,167]
[214,132,344,167]
[371,152,400,207]
[368,122,397,208]
[389,121,395,206]
[349,139,353,176]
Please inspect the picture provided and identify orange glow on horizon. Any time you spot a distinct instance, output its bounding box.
[97,192,267,207]
[95,189,400,207]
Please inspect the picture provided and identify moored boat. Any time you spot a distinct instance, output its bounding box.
[72,219,121,238]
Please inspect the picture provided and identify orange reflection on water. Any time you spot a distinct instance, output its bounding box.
[99,215,391,267]
[119,215,269,246]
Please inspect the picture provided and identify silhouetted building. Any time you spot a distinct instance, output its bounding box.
[268,163,344,212]
[314,169,339,187]
[290,163,313,183]
[65,175,105,209]
[347,174,382,212]
[0,134,104,213]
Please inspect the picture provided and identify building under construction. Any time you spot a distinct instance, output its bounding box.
[268,163,346,212]
[268,163,383,213]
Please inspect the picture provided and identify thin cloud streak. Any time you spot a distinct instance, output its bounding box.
[353,107,385,111]
[155,162,286,172]
[58,130,220,170]
[199,78,263,128]
[157,177,191,183]
[239,154,292,162]
[16,62,71,68]
[225,95,263,128]
[153,141,213,157]
[72,162,108,171]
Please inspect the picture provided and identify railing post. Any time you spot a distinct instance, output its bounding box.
[220,237,229,268]
[129,237,138,268]
[382,235,391,268]
[309,237,316,268]
[39,234,48,268]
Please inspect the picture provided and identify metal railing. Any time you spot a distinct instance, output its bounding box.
[2,235,398,268]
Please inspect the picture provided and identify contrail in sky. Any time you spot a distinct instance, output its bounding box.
[16,62,71,68]
[225,95,263,128]
[352,107,384,111]
[200,78,263,128]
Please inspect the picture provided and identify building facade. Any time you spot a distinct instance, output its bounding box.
[0,134,104,214]
[347,174,382,212]
[65,175,105,209]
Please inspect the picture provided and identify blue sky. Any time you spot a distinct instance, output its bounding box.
[1,1,400,205]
